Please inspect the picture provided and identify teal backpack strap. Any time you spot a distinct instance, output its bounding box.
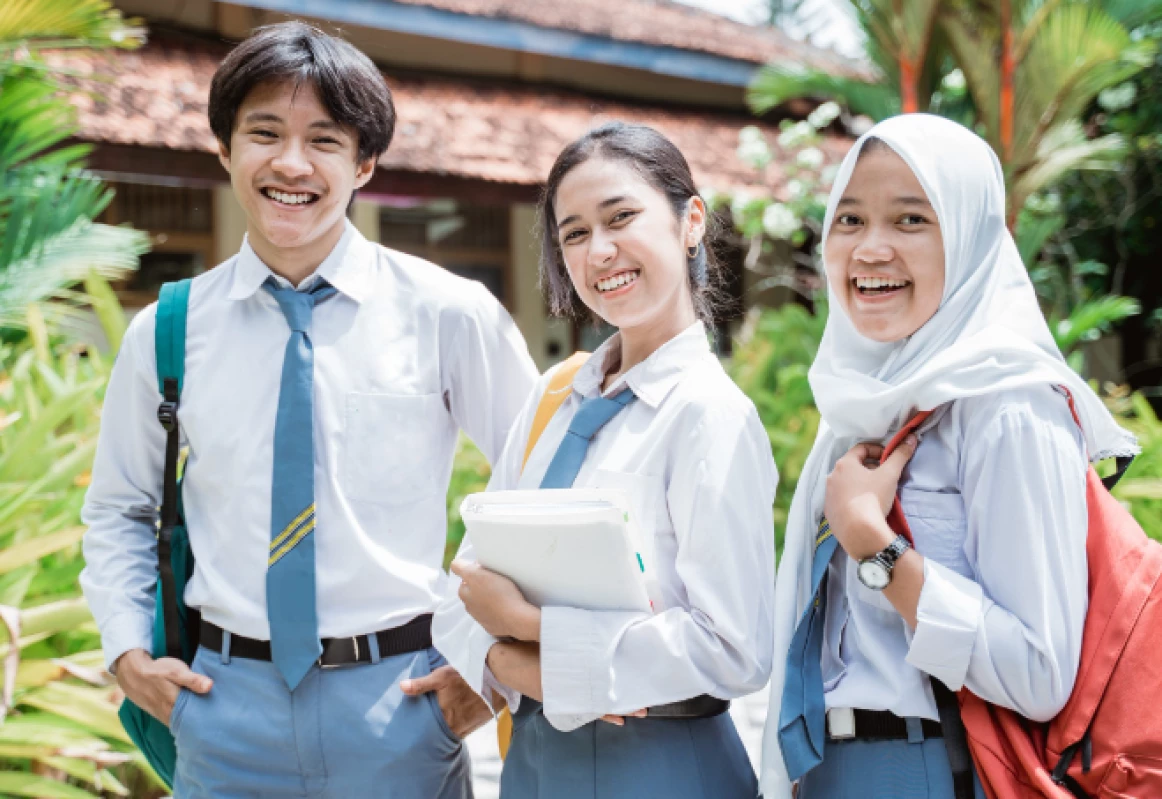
[154,280,191,660]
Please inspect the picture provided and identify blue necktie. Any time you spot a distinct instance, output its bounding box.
[778,518,840,781]
[264,277,336,689]
[539,388,636,489]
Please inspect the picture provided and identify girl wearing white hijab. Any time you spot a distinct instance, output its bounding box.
[758,114,1138,799]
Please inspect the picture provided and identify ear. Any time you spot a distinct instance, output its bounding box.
[685,195,707,247]
[216,140,232,175]
[353,155,377,190]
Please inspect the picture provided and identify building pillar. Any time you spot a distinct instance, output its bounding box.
[511,204,564,370]
[213,184,247,266]
[351,199,381,243]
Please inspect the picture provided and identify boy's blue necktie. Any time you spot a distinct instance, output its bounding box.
[264,277,336,690]
[539,387,636,489]
[778,519,839,780]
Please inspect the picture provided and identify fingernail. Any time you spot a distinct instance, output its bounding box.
[907,434,918,445]
[400,680,412,691]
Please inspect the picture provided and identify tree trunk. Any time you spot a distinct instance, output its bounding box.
[900,59,920,113]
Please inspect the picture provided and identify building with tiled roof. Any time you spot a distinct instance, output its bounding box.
[81,0,857,362]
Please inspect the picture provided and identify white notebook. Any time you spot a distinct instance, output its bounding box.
[460,488,655,614]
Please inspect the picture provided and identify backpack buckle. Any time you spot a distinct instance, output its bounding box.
[157,400,179,432]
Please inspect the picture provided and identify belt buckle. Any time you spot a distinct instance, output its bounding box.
[827,707,856,740]
[318,636,361,669]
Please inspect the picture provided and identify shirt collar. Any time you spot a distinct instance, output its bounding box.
[227,220,374,303]
[573,321,711,408]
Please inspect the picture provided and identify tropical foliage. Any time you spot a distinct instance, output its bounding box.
[0,0,146,326]
[747,0,1162,223]
[0,277,163,797]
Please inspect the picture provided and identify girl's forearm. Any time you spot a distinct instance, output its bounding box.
[487,641,543,701]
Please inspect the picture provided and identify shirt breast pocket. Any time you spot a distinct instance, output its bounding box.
[898,488,972,578]
[342,392,447,505]
[851,488,969,614]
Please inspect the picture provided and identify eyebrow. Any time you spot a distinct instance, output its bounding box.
[557,195,634,229]
[241,112,343,132]
[836,195,932,208]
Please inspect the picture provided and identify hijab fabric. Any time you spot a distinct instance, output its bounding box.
[758,113,1137,798]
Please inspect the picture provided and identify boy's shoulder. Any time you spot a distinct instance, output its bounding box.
[371,243,497,311]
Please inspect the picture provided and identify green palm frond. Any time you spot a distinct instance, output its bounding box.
[937,3,1002,151]
[0,215,146,328]
[1014,3,1155,166]
[0,0,144,54]
[1100,0,1162,29]
[1010,122,1127,212]
[1051,294,1141,354]
[748,63,900,120]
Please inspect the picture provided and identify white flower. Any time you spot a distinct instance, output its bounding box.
[738,126,772,168]
[796,147,825,170]
[786,179,806,199]
[942,69,966,92]
[808,101,841,129]
[777,121,815,150]
[763,203,800,240]
[1099,83,1137,113]
[700,186,722,209]
[731,192,754,222]
[820,164,840,186]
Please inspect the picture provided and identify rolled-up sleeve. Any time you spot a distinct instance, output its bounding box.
[80,308,166,671]
[540,403,777,730]
[905,400,1088,721]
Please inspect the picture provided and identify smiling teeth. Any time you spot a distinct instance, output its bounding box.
[597,271,639,293]
[855,277,909,289]
[265,189,315,205]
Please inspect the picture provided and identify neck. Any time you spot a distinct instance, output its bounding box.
[248,218,348,287]
[602,304,698,392]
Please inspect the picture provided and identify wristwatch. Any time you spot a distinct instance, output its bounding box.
[857,535,911,591]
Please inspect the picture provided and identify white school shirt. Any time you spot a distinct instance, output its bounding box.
[81,221,538,670]
[432,321,777,731]
[822,384,1089,722]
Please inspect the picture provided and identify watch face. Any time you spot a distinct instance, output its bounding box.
[858,559,890,590]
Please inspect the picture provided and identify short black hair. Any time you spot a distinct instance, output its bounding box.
[538,121,725,324]
[209,21,395,163]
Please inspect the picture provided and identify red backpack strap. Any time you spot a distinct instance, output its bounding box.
[880,410,934,546]
[1057,386,1135,491]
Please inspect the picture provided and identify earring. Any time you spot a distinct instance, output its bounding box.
[687,243,700,258]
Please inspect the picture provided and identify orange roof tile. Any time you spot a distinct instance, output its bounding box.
[50,36,849,194]
[388,0,864,74]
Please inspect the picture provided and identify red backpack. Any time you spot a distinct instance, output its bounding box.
[884,394,1162,799]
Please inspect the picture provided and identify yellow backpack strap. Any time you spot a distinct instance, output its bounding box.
[520,350,590,470]
[497,350,589,759]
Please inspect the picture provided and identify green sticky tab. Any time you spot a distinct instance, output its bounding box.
[636,553,644,572]
[624,511,629,522]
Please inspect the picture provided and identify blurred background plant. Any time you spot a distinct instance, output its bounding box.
[731,0,1162,388]
[0,0,154,795]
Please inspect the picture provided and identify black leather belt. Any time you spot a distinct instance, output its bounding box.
[646,694,730,719]
[829,708,943,741]
[199,614,433,668]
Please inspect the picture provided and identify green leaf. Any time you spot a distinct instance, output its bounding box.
[17,681,131,744]
[0,772,100,799]
[0,526,84,574]
[748,63,900,120]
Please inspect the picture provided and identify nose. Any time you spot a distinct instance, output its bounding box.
[587,227,617,267]
[852,224,893,265]
[270,137,314,180]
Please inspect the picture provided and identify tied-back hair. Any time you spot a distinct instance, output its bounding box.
[538,121,725,324]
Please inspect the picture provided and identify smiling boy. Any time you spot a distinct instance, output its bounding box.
[80,22,537,797]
